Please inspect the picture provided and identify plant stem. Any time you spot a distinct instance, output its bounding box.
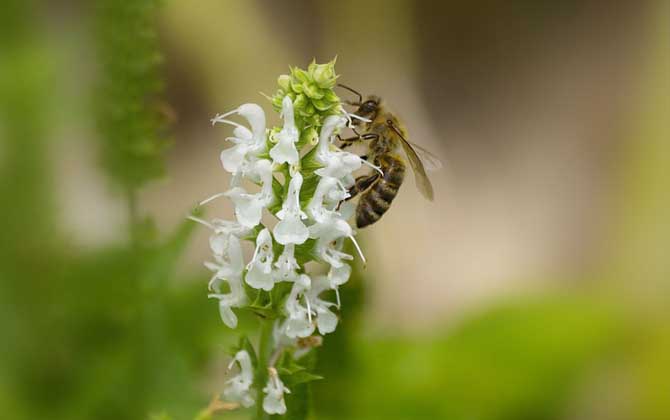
[255,317,274,420]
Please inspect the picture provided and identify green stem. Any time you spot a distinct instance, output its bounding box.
[255,317,274,420]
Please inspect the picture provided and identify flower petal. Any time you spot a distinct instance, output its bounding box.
[274,215,309,245]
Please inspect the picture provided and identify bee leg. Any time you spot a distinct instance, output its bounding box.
[337,135,359,149]
[338,132,379,149]
[345,173,380,202]
[338,173,380,210]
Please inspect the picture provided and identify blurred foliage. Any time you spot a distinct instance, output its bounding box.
[0,2,219,420]
[95,0,171,193]
[351,298,622,420]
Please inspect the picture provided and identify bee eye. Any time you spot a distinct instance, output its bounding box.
[362,101,376,113]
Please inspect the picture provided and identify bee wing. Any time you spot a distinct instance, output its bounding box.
[408,141,443,172]
[388,121,435,201]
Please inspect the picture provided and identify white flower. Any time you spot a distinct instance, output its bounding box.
[245,228,275,291]
[284,274,314,338]
[187,217,250,293]
[305,275,338,335]
[206,235,247,328]
[269,96,300,165]
[309,216,353,268]
[328,263,351,289]
[273,243,299,282]
[219,125,253,175]
[314,115,362,179]
[327,264,351,308]
[274,172,309,245]
[223,350,255,408]
[306,176,347,223]
[214,103,267,178]
[225,159,274,228]
[263,368,290,415]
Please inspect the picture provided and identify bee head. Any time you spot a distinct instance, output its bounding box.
[353,95,381,126]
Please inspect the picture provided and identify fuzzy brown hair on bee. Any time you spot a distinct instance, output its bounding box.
[336,84,440,228]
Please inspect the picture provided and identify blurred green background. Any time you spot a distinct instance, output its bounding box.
[1,1,669,419]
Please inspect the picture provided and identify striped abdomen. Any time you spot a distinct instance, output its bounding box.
[356,154,405,228]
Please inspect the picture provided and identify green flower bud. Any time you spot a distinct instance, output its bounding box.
[307,59,318,76]
[277,74,291,91]
[299,102,316,117]
[312,98,333,112]
[293,93,307,110]
[290,78,304,94]
[323,90,340,103]
[302,82,324,99]
[292,67,310,83]
[312,60,337,89]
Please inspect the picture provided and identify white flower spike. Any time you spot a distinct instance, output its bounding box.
[192,60,372,413]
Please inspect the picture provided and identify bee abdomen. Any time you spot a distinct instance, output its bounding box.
[356,156,405,228]
[381,157,405,189]
[356,197,381,228]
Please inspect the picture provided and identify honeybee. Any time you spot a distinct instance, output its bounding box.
[338,84,442,228]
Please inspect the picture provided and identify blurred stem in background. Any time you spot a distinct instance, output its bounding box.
[0,0,55,258]
[0,3,55,416]
[95,0,170,244]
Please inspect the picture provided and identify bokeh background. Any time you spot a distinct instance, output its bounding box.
[1,1,669,419]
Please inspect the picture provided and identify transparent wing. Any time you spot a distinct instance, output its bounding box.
[409,141,443,172]
[388,122,435,201]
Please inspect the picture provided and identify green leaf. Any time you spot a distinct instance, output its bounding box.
[294,239,317,265]
[270,281,293,314]
[285,370,323,387]
[299,174,320,207]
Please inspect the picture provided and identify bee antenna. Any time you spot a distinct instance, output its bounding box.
[337,83,363,105]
